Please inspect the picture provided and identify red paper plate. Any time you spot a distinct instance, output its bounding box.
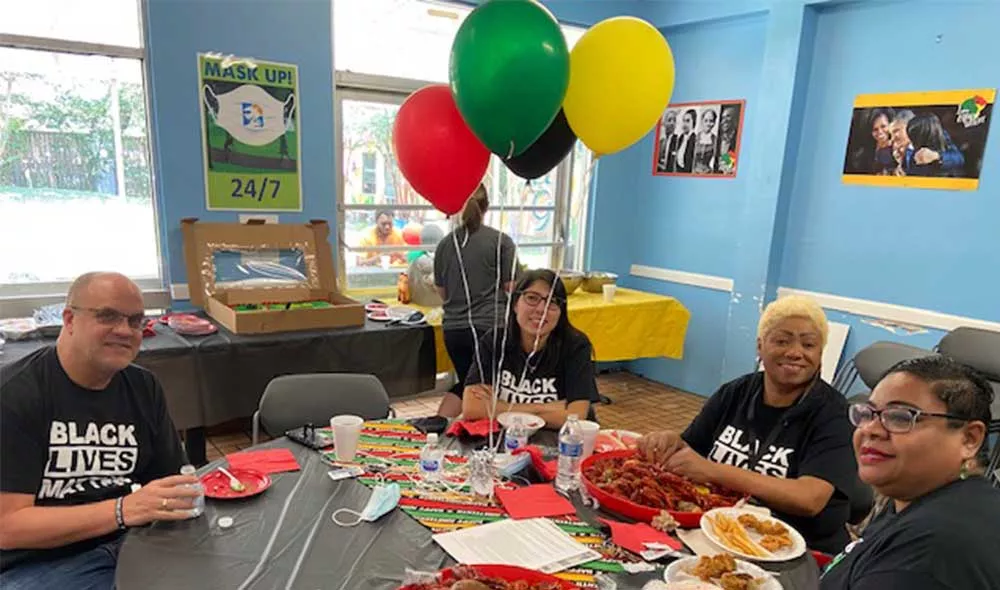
[581,449,741,528]
[200,468,272,499]
[398,565,578,589]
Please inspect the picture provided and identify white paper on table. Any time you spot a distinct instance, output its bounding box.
[431,518,601,574]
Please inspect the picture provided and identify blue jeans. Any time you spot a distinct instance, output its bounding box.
[0,538,121,590]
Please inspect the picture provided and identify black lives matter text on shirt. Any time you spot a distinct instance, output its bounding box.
[465,328,599,407]
[40,419,141,501]
[681,372,861,554]
[0,346,187,571]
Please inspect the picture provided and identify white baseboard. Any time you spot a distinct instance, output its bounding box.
[777,287,1000,333]
[630,264,734,292]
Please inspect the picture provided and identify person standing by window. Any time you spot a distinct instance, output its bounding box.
[433,185,519,418]
[358,209,406,266]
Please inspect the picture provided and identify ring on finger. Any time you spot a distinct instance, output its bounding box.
[161,498,168,509]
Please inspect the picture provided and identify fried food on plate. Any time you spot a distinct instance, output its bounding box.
[690,554,737,581]
[707,514,769,558]
[737,514,788,536]
[759,534,793,552]
[718,572,768,590]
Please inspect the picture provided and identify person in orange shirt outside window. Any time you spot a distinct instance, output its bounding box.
[358,209,406,266]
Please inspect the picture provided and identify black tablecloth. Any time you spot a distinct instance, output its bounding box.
[115,435,820,590]
[0,319,437,432]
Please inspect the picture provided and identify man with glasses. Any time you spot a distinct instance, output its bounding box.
[0,272,200,588]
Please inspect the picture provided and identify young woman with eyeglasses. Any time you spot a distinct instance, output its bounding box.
[460,269,598,428]
[821,355,998,590]
[638,296,865,554]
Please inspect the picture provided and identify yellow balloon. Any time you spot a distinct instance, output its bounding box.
[563,17,675,156]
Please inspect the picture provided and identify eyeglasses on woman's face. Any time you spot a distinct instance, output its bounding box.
[848,403,968,434]
[518,290,564,310]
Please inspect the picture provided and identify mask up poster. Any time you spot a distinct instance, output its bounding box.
[198,54,302,211]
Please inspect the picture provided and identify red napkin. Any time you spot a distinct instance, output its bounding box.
[512,446,558,481]
[226,449,301,474]
[599,518,682,554]
[496,484,577,519]
[445,418,500,438]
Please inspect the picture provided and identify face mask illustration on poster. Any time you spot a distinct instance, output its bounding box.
[204,84,295,147]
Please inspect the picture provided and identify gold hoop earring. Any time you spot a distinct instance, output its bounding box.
[959,460,970,480]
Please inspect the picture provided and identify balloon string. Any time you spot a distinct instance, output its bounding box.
[452,229,485,409]
[489,180,529,428]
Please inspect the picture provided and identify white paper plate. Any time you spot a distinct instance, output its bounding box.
[386,306,417,320]
[665,556,781,590]
[700,508,806,562]
[496,412,545,436]
[366,311,391,322]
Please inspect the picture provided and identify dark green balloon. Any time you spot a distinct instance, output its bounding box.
[449,0,569,158]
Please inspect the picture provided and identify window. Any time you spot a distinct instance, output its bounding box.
[0,1,162,310]
[334,0,591,290]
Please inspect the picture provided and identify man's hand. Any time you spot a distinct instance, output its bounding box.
[121,475,201,526]
[638,431,686,466]
[914,147,941,165]
[664,447,718,484]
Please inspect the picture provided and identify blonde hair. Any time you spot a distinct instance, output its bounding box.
[757,295,829,348]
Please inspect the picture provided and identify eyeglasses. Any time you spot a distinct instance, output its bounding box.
[848,403,969,434]
[518,291,564,310]
[71,306,146,330]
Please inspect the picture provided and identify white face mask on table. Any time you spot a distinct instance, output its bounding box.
[331,482,401,527]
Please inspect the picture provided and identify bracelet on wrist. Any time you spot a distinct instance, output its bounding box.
[115,496,127,530]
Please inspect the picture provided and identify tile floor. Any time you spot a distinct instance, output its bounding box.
[203,372,705,462]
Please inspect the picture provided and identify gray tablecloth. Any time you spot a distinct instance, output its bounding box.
[115,436,820,590]
[0,318,437,431]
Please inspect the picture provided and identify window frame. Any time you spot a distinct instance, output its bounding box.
[0,0,167,315]
[333,71,581,291]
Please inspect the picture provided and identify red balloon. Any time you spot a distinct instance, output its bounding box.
[402,223,422,245]
[393,85,490,215]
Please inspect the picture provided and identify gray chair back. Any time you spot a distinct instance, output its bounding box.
[834,341,937,393]
[937,327,1000,431]
[252,373,391,444]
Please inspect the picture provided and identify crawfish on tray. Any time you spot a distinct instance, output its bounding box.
[584,457,742,512]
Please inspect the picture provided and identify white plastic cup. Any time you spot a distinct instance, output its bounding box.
[579,420,601,458]
[380,255,391,270]
[330,415,364,462]
[602,284,616,303]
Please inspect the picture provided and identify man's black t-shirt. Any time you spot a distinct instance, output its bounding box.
[0,346,187,572]
[465,328,599,408]
[820,477,1000,590]
[682,372,861,554]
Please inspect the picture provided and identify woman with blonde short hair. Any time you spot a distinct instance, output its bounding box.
[639,296,863,554]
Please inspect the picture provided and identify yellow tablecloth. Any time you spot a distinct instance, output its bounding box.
[348,287,690,373]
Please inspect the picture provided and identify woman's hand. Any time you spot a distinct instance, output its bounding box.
[914,147,941,165]
[664,447,718,484]
[638,431,686,466]
[465,384,493,402]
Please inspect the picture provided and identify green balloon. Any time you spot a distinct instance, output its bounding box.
[449,0,569,158]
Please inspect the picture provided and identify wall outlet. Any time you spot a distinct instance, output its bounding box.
[238,214,279,224]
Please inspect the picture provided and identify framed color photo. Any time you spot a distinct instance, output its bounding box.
[652,100,745,178]
[842,89,995,191]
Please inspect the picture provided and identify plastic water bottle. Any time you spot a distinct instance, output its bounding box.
[180,464,205,517]
[504,417,528,454]
[419,433,444,483]
[555,414,584,493]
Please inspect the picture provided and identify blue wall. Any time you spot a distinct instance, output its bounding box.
[778,0,1000,322]
[145,0,336,291]
[584,0,999,397]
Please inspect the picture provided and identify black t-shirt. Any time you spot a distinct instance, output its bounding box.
[0,346,188,572]
[820,477,1000,590]
[465,328,599,408]
[682,372,861,554]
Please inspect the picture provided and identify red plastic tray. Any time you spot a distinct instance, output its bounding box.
[398,565,578,589]
[581,449,739,528]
